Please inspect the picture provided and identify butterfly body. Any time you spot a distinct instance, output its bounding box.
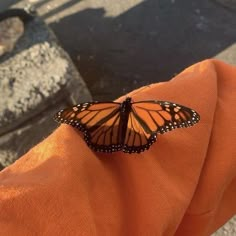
[119,97,132,144]
[54,97,200,154]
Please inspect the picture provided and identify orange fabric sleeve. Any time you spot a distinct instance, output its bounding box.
[0,59,235,236]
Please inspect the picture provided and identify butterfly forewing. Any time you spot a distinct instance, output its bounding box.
[131,101,200,134]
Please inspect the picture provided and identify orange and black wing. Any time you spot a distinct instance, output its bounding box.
[54,102,123,152]
[122,101,200,153]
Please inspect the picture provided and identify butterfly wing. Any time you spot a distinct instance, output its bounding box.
[122,100,200,153]
[123,109,157,153]
[54,100,200,154]
[54,102,123,152]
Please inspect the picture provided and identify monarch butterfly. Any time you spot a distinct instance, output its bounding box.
[54,97,200,154]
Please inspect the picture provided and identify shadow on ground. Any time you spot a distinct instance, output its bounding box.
[0,0,20,9]
[1,0,236,100]
[47,0,236,100]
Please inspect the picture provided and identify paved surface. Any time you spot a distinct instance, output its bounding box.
[1,0,236,235]
[2,0,236,100]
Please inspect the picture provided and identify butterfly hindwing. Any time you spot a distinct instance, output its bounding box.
[123,110,157,153]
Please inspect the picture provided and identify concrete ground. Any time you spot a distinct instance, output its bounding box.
[1,0,236,235]
[2,0,236,101]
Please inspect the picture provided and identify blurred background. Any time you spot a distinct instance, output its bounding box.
[0,1,236,234]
